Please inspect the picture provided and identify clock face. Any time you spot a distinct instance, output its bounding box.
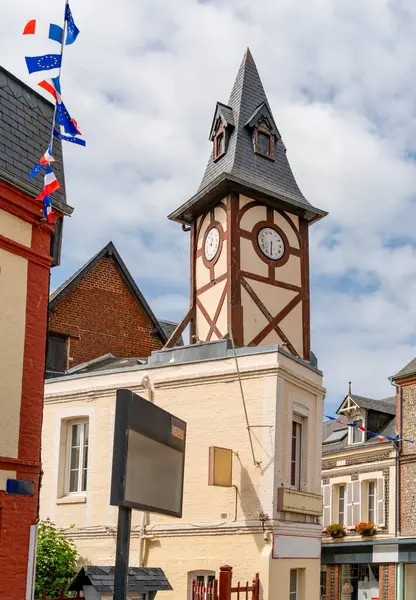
[204,226,220,261]
[257,227,285,260]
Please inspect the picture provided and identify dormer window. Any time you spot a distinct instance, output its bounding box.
[349,418,365,445]
[213,119,226,161]
[254,118,274,160]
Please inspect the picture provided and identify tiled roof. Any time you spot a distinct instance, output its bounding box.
[347,394,396,416]
[0,66,72,215]
[69,566,172,593]
[168,49,327,224]
[322,394,397,453]
[159,319,184,346]
[392,357,416,380]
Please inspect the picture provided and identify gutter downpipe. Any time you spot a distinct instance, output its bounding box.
[389,376,403,598]
[138,376,154,567]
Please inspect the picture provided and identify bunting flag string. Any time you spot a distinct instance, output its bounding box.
[23,0,84,221]
[325,415,415,444]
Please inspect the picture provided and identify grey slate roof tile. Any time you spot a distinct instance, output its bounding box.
[169,49,326,224]
[392,357,416,380]
[69,566,172,593]
[0,66,71,212]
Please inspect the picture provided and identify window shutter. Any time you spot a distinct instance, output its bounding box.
[377,478,385,527]
[346,482,353,528]
[352,480,361,526]
[322,484,331,528]
[46,334,67,373]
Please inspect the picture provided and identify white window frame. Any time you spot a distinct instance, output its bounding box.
[289,569,298,600]
[189,571,215,600]
[348,417,365,445]
[368,480,376,522]
[338,484,346,526]
[65,419,89,495]
[291,416,302,490]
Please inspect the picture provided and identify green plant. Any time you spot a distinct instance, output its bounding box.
[35,520,79,599]
[355,521,377,536]
[325,522,347,537]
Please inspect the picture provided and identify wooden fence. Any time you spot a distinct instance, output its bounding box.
[192,565,259,600]
[41,591,82,600]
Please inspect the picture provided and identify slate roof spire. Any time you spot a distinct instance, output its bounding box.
[169,49,326,224]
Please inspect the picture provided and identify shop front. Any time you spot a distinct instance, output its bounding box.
[321,540,396,600]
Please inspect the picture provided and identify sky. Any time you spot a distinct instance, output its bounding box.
[2,0,416,413]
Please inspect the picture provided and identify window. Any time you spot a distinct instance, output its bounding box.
[352,419,364,444]
[66,420,89,494]
[340,565,379,598]
[213,119,226,161]
[190,572,215,600]
[46,333,68,375]
[291,420,302,489]
[368,480,376,522]
[290,570,298,600]
[338,485,346,525]
[254,119,274,160]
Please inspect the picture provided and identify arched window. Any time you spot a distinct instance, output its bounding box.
[189,571,216,600]
[213,119,226,161]
[253,118,274,160]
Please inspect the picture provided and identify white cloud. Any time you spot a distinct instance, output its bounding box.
[2,0,416,411]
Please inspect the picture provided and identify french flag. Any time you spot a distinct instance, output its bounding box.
[29,145,55,177]
[38,77,61,103]
[36,165,60,202]
[23,20,63,44]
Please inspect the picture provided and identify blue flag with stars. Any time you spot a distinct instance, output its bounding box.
[54,129,86,146]
[56,100,79,137]
[25,54,62,74]
[65,3,80,45]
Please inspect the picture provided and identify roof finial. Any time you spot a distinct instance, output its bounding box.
[348,381,352,396]
[243,47,254,64]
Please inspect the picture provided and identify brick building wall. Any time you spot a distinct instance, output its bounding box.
[49,255,164,367]
[379,564,395,600]
[0,181,55,600]
[398,379,416,535]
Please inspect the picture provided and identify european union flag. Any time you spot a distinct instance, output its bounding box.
[25,54,62,74]
[54,129,86,146]
[56,101,79,137]
[65,4,80,45]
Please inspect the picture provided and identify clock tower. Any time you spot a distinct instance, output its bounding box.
[166,49,327,361]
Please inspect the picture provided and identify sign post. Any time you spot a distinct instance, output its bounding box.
[110,388,186,600]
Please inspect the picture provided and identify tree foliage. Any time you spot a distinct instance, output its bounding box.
[35,520,79,599]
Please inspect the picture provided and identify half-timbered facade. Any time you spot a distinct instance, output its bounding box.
[166,48,327,361]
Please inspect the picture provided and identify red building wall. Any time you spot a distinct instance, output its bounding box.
[0,181,54,600]
[49,255,164,368]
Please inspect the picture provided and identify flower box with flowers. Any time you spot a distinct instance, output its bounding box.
[325,523,347,538]
[355,521,377,536]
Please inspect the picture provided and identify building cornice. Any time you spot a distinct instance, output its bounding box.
[44,362,325,405]
[62,519,322,541]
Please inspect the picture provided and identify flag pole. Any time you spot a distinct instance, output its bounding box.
[49,0,69,152]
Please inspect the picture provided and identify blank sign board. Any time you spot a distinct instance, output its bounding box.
[125,429,183,515]
[110,389,186,518]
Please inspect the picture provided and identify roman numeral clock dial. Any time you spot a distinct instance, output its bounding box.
[257,227,285,260]
[204,226,220,261]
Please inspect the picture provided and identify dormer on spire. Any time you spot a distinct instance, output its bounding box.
[169,48,327,225]
[208,102,235,161]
